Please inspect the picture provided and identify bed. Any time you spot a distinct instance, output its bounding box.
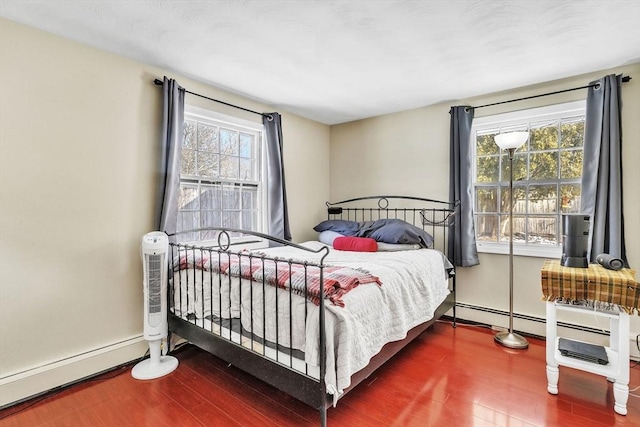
[167,195,458,426]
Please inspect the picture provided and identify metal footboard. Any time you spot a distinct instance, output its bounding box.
[167,228,332,420]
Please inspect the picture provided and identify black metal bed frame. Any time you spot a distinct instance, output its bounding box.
[166,196,458,426]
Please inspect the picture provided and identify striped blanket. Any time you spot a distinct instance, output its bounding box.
[175,251,381,307]
[541,259,638,314]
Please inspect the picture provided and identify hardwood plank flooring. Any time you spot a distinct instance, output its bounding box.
[1,321,639,426]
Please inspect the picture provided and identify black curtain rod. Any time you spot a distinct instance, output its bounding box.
[153,78,272,119]
[471,75,631,110]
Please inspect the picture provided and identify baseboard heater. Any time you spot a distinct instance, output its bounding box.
[454,302,611,337]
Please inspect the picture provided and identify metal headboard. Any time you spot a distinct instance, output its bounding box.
[326,195,457,222]
[325,195,458,257]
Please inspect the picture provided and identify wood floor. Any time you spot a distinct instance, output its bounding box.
[1,321,638,426]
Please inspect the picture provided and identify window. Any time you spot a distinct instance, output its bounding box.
[472,101,586,257]
[178,105,266,243]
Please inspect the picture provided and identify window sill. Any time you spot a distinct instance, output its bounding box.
[476,241,562,258]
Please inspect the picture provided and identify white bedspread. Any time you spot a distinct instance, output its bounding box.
[257,241,450,403]
[171,241,450,404]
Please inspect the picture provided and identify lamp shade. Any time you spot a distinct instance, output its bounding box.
[495,131,529,150]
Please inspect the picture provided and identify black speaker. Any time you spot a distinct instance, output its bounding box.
[596,253,624,271]
[561,214,590,268]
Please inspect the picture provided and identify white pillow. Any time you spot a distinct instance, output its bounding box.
[318,230,344,246]
[376,242,421,251]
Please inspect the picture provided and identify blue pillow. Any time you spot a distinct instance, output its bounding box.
[365,219,434,248]
[313,220,360,236]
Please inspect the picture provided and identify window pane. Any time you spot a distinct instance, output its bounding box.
[477,156,499,183]
[220,156,239,179]
[201,211,221,229]
[198,123,218,152]
[500,185,527,214]
[242,187,258,210]
[476,215,498,242]
[222,185,240,210]
[476,187,498,213]
[222,211,240,228]
[198,152,219,178]
[177,211,199,234]
[220,128,239,156]
[513,216,526,243]
[239,159,254,181]
[528,185,557,213]
[499,215,526,243]
[183,120,196,149]
[200,185,221,210]
[476,132,499,155]
[242,210,258,231]
[181,148,196,175]
[560,184,581,213]
[561,118,585,148]
[530,152,558,180]
[501,153,527,182]
[514,186,527,214]
[239,133,254,158]
[179,185,199,210]
[530,121,558,151]
[560,149,582,179]
[527,216,557,245]
[500,186,508,214]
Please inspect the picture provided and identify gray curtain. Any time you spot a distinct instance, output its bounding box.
[448,106,479,267]
[155,77,185,235]
[581,74,628,266]
[263,112,291,241]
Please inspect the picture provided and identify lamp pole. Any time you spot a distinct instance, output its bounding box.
[494,142,529,349]
[508,148,516,335]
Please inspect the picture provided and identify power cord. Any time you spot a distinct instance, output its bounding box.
[591,303,608,334]
[630,377,640,398]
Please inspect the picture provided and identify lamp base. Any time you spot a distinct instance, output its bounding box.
[494,331,529,349]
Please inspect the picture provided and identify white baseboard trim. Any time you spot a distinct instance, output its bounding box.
[0,335,147,408]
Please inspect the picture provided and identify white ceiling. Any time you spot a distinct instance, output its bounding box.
[1,0,639,124]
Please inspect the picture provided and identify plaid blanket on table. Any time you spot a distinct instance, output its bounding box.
[176,251,382,307]
[540,259,638,314]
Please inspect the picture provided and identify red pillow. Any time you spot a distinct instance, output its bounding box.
[333,236,378,252]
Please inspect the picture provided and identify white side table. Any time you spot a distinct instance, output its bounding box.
[545,301,630,415]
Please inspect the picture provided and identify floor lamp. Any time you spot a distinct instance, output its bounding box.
[494,131,529,350]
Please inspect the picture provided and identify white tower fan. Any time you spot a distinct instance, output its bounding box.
[132,231,179,379]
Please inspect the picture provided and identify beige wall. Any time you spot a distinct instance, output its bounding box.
[0,18,329,405]
[331,63,640,352]
[1,15,638,407]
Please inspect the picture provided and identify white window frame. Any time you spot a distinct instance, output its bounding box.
[472,100,586,258]
[179,105,268,247]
